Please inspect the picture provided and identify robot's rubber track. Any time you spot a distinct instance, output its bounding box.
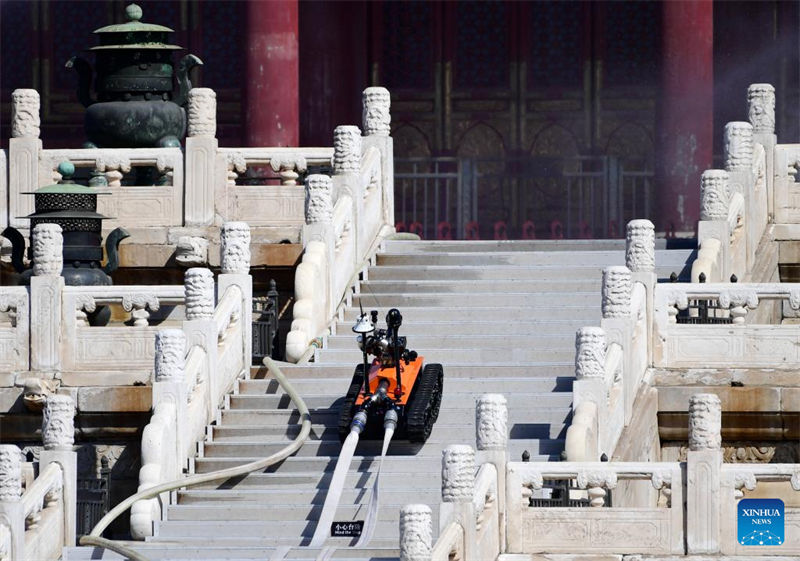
[406,363,443,443]
[338,364,365,443]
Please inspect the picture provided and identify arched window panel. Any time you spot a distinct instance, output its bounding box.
[604,0,661,87]
[527,2,583,89]
[381,1,434,90]
[454,1,509,90]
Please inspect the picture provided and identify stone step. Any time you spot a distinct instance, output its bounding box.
[208,413,564,442]
[381,239,632,252]
[64,545,399,561]
[341,306,600,321]
[323,333,576,350]
[368,264,613,281]
[177,487,442,505]
[375,250,691,267]
[200,437,564,459]
[190,469,455,490]
[192,453,553,474]
[210,421,568,442]
[166,502,436,522]
[315,347,574,364]
[350,291,598,308]
[331,319,588,337]
[242,372,575,389]
[153,519,415,541]
[219,406,571,427]
[359,278,599,293]
[228,391,573,411]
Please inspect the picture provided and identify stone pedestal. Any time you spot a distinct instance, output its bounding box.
[30,276,63,372]
[185,137,218,226]
[9,137,40,229]
[39,449,77,548]
[686,393,722,554]
[440,445,477,560]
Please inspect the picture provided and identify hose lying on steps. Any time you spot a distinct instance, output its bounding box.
[79,357,312,560]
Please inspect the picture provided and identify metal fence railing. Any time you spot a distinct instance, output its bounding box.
[252,280,280,363]
[77,457,111,537]
[395,156,654,240]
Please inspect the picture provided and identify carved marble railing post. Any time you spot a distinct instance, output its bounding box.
[30,224,64,372]
[475,394,507,552]
[440,445,477,560]
[700,170,730,222]
[573,327,609,457]
[362,87,395,228]
[602,266,631,319]
[183,268,218,407]
[132,330,187,540]
[9,89,40,228]
[601,264,645,438]
[185,87,218,226]
[153,329,188,461]
[686,393,722,554]
[399,504,432,561]
[695,169,733,283]
[218,222,253,379]
[623,219,657,372]
[625,219,654,274]
[305,174,334,228]
[94,155,131,188]
[575,327,606,381]
[725,122,760,271]
[748,83,775,136]
[122,294,160,327]
[748,83,776,217]
[303,174,335,323]
[724,122,753,174]
[0,445,24,560]
[39,395,77,548]
[334,126,362,175]
[332,125,365,264]
[577,469,617,507]
[270,156,307,186]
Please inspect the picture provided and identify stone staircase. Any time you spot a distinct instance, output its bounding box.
[66,239,692,561]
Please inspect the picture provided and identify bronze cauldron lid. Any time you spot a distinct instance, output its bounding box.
[91,3,181,51]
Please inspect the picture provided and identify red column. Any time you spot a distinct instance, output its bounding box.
[243,0,299,147]
[658,1,713,234]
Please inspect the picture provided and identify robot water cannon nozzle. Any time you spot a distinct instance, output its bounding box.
[350,410,368,434]
[383,408,399,432]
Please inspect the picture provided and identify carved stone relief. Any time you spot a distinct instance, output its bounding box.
[362,87,391,136]
[220,221,251,274]
[441,445,475,503]
[688,393,722,451]
[602,266,632,318]
[475,394,508,451]
[625,220,655,273]
[575,327,606,380]
[11,89,40,138]
[305,174,333,225]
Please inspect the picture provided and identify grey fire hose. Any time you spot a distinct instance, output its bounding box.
[79,357,312,560]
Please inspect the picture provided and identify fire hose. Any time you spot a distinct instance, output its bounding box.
[78,357,312,560]
[308,402,397,560]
